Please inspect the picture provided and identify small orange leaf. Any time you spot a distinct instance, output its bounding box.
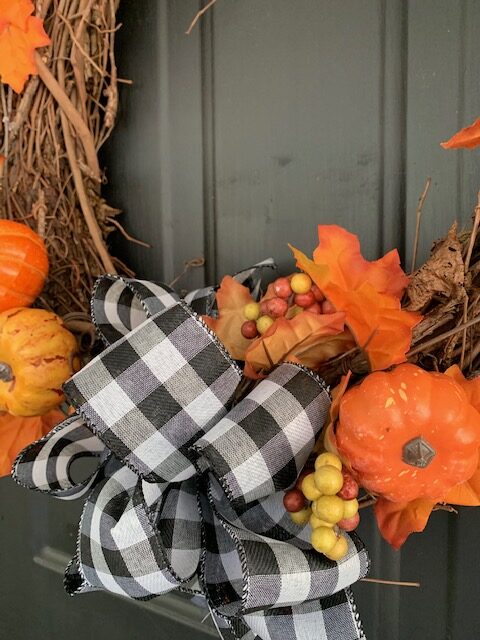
[374,496,435,549]
[243,311,353,379]
[0,0,51,93]
[441,117,480,150]
[444,365,480,412]
[0,409,64,477]
[291,241,421,371]
[202,276,254,361]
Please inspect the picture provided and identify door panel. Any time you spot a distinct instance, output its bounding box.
[3,2,480,639]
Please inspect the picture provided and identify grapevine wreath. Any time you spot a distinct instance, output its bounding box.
[3,2,480,640]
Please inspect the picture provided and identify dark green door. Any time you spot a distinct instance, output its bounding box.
[2,2,480,638]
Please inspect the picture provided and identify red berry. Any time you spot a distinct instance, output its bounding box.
[304,302,322,314]
[322,300,336,314]
[338,512,360,532]
[241,320,258,339]
[337,471,359,500]
[283,488,306,513]
[274,277,292,299]
[311,284,325,302]
[294,291,316,308]
[266,297,289,318]
[260,300,271,315]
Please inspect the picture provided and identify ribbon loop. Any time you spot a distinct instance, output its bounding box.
[72,458,201,598]
[92,275,180,345]
[198,477,368,619]
[13,415,105,500]
[64,302,242,483]
[196,363,330,507]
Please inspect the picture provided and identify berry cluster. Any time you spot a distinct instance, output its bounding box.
[241,273,335,340]
[283,452,360,561]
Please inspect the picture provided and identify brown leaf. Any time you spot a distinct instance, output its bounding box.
[406,224,465,312]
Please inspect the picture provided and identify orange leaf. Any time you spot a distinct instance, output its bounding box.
[202,276,254,361]
[291,238,421,370]
[0,0,51,93]
[444,365,480,412]
[243,311,353,379]
[0,409,64,477]
[323,371,352,461]
[311,225,410,298]
[374,496,435,549]
[441,117,480,150]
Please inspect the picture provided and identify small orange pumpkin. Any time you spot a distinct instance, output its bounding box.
[0,220,49,312]
[336,363,480,503]
[0,308,80,416]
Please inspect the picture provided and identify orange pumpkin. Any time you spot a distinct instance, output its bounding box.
[336,364,480,502]
[0,308,80,416]
[0,220,49,312]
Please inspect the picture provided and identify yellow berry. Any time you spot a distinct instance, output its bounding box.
[301,473,322,501]
[311,527,338,554]
[290,273,312,294]
[314,466,344,495]
[315,452,342,471]
[325,535,349,561]
[342,498,359,519]
[314,495,345,524]
[256,315,275,334]
[310,513,335,529]
[290,507,312,525]
[244,302,261,321]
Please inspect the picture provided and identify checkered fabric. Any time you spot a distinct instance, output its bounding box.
[198,476,368,620]
[65,302,242,483]
[12,274,369,640]
[195,363,331,508]
[13,415,105,500]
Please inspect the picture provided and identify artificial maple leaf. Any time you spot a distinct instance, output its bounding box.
[311,225,409,298]
[323,371,352,461]
[374,496,435,549]
[0,408,64,477]
[0,0,51,93]
[444,365,480,411]
[243,310,353,379]
[441,116,480,150]
[291,238,421,371]
[202,276,254,361]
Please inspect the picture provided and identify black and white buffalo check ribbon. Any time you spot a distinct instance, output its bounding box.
[13,273,369,640]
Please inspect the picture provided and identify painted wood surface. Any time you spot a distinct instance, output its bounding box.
[1,2,480,638]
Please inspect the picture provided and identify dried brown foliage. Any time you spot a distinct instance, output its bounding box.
[0,0,132,319]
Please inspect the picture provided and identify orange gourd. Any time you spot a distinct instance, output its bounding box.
[336,364,480,503]
[0,220,49,312]
[0,308,80,416]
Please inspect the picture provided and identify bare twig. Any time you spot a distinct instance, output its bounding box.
[411,177,431,273]
[186,0,218,35]
[361,578,420,588]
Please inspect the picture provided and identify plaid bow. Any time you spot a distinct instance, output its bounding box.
[13,268,369,640]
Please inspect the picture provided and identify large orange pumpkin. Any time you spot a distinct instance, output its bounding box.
[0,220,49,312]
[336,363,480,502]
[0,308,80,416]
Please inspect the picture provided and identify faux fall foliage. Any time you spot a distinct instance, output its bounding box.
[0,0,50,93]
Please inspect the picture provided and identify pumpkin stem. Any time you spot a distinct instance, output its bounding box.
[402,436,436,469]
[0,362,13,383]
